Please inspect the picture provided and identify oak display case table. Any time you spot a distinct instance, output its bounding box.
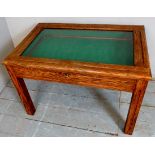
[3,23,151,135]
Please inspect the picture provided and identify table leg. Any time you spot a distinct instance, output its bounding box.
[124,80,148,135]
[6,66,36,115]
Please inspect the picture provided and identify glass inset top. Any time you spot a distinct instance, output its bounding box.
[22,29,134,66]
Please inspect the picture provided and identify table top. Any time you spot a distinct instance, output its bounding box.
[22,29,134,66]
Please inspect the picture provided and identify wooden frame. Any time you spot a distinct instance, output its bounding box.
[3,23,151,135]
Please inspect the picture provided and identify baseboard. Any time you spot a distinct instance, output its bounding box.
[0,64,10,93]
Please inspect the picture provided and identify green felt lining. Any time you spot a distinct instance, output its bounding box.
[22,29,134,66]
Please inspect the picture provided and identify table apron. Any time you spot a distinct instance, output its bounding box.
[11,66,136,92]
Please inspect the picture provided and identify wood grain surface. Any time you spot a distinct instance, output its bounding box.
[124,80,148,134]
[6,66,36,115]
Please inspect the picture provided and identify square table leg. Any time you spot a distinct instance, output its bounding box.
[124,80,148,135]
[6,66,36,115]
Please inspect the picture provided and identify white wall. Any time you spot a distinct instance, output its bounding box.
[5,17,155,78]
[0,18,14,92]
